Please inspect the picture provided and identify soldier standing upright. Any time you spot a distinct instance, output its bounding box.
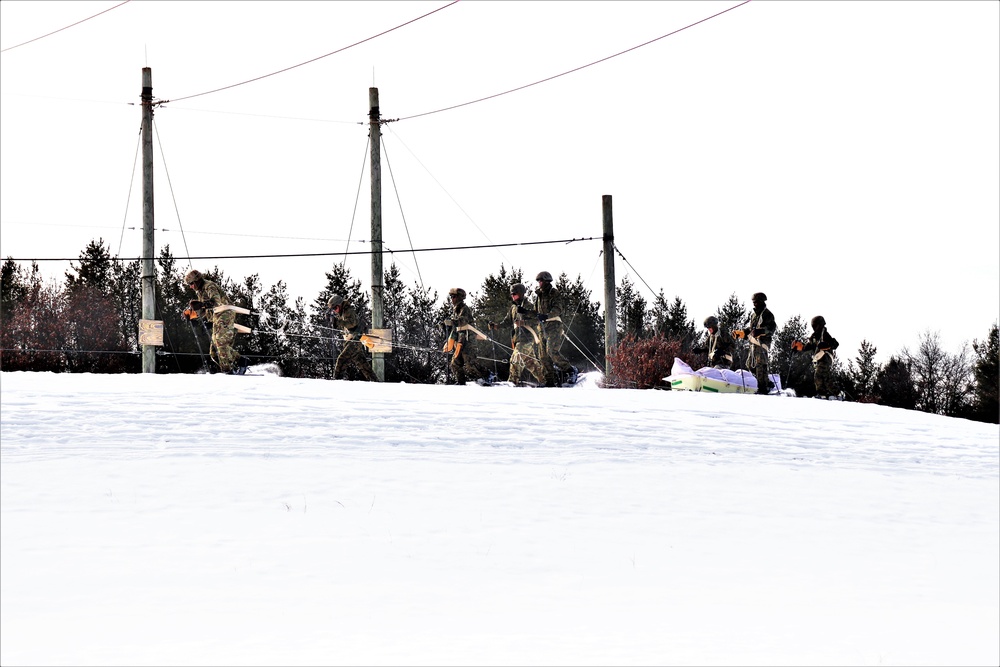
[533,271,577,387]
[792,315,840,398]
[443,287,486,385]
[489,282,546,385]
[744,292,776,394]
[184,269,246,374]
[326,294,377,381]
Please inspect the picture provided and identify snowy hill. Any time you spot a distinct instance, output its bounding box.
[2,370,998,666]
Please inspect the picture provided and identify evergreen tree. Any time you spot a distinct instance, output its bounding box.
[875,355,917,410]
[62,240,129,372]
[557,273,604,372]
[1,258,35,325]
[652,293,696,348]
[254,280,299,375]
[846,340,880,402]
[616,275,648,340]
[971,323,999,423]
[772,315,811,395]
[714,293,750,370]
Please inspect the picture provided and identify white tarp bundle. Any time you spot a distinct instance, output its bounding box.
[664,358,782,394]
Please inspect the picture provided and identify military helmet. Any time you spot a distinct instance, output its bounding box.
[535,271,553,282]
[811,315,826,330]
[510,283,526,297]
[448,287,466,299]
[327,294,345,309]
[183,269,203,285]
[752,292,767,302]
[703,315,719,329]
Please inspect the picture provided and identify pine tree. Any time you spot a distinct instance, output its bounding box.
[556,273,604,372]
[616,275,648,340]
[772,315,811,395]
[845,340,880,402]
[875,355,917,410]
[714,293,749,370]
[971,323,999,423]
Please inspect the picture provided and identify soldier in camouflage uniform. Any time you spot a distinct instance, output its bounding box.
[443,287,485,385]
[693,315,734,369]
[326,294,378,382]
[488,282,546,385]
[184,269,245,374]
[792,315,840,398]
[745,292,776,394]
[533,271,577,387]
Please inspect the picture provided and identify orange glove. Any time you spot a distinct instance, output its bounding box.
[791,340,804,351]
[731,329,746,340]
[442,338,455,353]
[452,342,463,363]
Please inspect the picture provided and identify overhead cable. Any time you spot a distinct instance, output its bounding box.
[0,0,132,53]
[392,0,752,122]
[163,1,461,104]
[7,236,601,263]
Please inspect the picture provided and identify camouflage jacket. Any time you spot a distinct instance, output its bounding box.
[194,280,231,324]
[498,299,541,346]
[748,307,776,348]
[330,302,364,340]
[447,302,477,343]
[802,328,839,361]
[707,329,735,365]
[533,285,565,331]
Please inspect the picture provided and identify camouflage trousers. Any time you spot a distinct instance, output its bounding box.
[450,341,484,385]
[335,337,377,381]
[813,356,837,397]
[539,323,572,384]
[747,343,770,394]
[209,310,239,373]
[509,340,546,385]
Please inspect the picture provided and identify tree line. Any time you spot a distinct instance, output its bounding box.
[1,239,997,424]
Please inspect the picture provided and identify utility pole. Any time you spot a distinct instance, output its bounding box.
[369,88,385,381]
[141,68,156,373]
[602,195,617,377]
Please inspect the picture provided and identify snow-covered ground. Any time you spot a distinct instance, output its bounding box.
[1,369,997,666]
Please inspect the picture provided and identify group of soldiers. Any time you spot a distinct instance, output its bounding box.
[184,269,838,398]
[325,269,577,386]
[444,271,578,387]
[182,268,577,386]
[694,291,840,398]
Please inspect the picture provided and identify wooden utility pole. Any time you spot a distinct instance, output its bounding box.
[602,195,617,377]
[369,88,385,381]
[141,68,156,373]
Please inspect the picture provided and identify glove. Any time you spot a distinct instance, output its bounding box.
[488,321,498,330]
[189,300,207,310]
[516,305,528,315]
[537,313,548,322]
[443,319,453,327]
[731,329,746,340]
[791,340,804,351]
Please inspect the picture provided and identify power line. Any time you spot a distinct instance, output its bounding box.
[163,1,461,104]
[5,236,601,263]
[2,220,370,244]
[392,0,752,122]
[0,0,132,53]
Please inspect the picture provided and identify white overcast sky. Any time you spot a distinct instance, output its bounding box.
[1,0,997,363]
